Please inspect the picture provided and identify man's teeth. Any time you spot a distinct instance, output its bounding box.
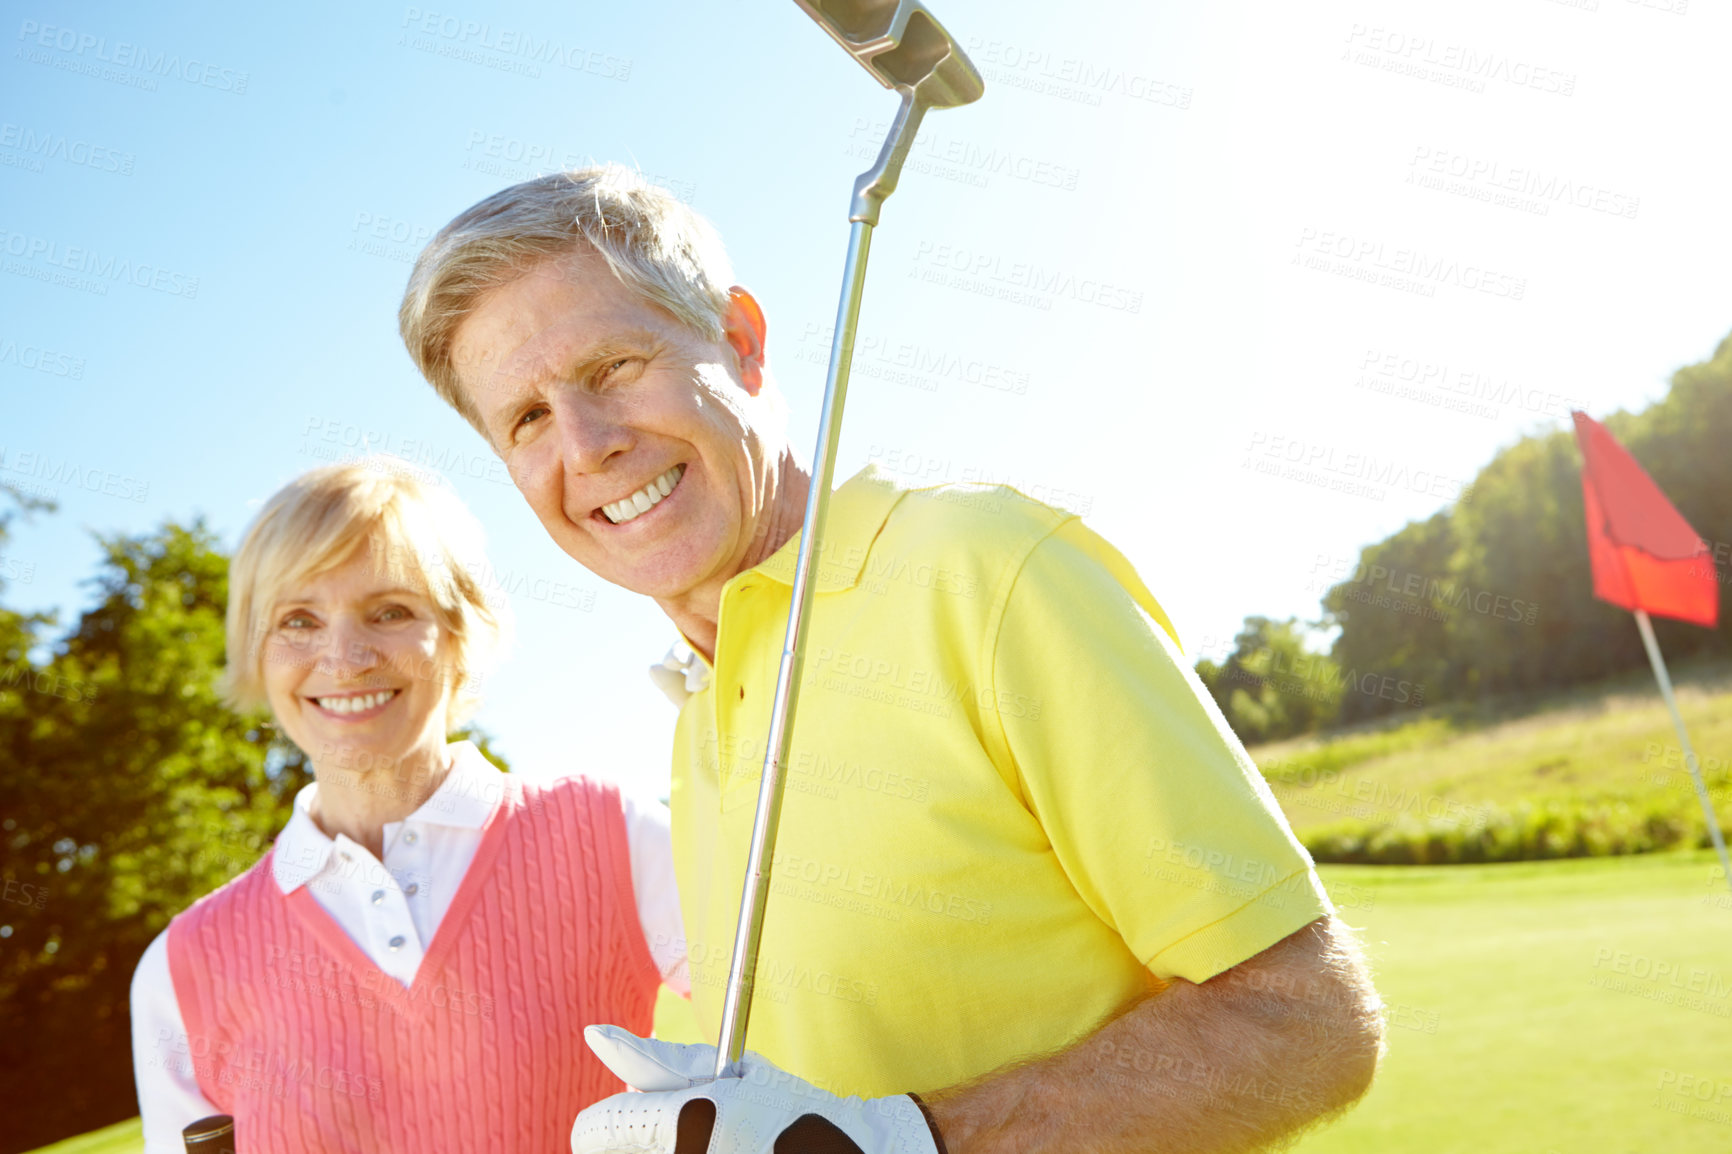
[317,690,397,714]
[603,465,685,525]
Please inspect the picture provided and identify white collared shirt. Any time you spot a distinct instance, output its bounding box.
[130,742,686,1154]
[649,641,712,707]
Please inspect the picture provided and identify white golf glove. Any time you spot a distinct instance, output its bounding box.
[570,1025,944,1154]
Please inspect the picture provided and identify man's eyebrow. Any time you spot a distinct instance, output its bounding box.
[483,328,664,408]
[551,328,665,376]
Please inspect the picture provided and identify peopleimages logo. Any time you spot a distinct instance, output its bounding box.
[1243,431,1475,504]
[0,336,84,379]
[15,20,249,93]
[1293,227,1526,301]
[0,230,199,298]
[1309,554,1539,626]
[1342,24,1576,97]
[965,38,1193,110]
[1407,147,1640,220]
[910,241,1143,314]
[847,119,1081,192]
[0,446,149,503]
[0,124,135,175]
[1354,348,1585,421]
[398,8,631,81]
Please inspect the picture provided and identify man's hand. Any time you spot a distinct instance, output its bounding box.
[570,1025,942,1154]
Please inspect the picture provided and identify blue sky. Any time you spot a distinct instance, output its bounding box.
[4,0,1728,795]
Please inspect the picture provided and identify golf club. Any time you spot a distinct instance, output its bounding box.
[711,0,985,1079]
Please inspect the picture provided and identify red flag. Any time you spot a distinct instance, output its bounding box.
[1571,411,1718,627]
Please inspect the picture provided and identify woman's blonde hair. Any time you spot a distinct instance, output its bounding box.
[398,165,735,438]
[223,459,505,725]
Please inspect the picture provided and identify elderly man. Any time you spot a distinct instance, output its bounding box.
[399,168,1383,1153]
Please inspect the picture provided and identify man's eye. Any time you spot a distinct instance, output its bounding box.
[598,357,639,383]
[508,405,549,443]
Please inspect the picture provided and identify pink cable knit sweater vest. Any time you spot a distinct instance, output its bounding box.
[167,774,660,1153]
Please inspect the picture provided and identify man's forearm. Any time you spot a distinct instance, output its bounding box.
[922,917,1384,1154]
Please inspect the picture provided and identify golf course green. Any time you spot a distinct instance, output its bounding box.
[1294,851,1731,1153]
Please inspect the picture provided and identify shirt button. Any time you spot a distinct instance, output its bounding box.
[403,831,418,845]
[388,935,406,951]
[403,882,419,897]
[371,890,385,905]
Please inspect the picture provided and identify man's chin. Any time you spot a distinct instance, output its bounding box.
[564,539,727,603]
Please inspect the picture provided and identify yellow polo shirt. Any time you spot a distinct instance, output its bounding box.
[669,466,1332,1097]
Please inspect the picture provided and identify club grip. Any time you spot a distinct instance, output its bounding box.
[183,1114,235,1154]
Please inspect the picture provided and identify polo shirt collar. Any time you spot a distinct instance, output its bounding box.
[270,741,503,893]
[747,464,905,593]
[646,466,908,707]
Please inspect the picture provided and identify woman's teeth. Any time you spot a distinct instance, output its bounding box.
[316,690,397,714]
[603,465,685,525]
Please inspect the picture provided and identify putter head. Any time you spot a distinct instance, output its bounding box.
[794,0,984,110]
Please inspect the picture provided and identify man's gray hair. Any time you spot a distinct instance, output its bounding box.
[399,166,736,436]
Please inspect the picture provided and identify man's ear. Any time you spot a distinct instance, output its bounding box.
[723,286,769,396]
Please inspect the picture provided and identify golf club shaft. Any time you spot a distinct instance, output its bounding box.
[714,219,875,1077]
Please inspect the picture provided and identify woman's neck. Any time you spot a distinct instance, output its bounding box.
[307,740,453,861]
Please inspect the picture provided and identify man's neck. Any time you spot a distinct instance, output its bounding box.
[657,451,811,663]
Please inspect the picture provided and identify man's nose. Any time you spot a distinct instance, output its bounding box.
[553,392,635,473]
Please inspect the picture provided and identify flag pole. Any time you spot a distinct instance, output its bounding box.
[1634,609,1732,897]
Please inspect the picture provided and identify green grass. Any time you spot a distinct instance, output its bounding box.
[25,1119,141,1154]
[1256,660,1732,852]
[1295,851,1732,1154]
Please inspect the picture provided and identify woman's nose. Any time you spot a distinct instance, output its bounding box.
[318,620,382,679]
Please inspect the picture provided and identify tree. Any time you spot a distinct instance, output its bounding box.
[1196,616,1342,744]
[1320,512,1463,723]
[0,520,305,1152]
[1293,331,1732,732]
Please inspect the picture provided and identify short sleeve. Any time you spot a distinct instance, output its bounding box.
[989,518,1333,983]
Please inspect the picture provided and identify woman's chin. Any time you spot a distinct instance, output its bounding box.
[306,730,431,778]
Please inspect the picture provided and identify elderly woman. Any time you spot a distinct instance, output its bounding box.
[129,461,686,1153]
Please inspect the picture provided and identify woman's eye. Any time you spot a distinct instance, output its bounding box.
[279,613,317,630]
[378,605,411,623]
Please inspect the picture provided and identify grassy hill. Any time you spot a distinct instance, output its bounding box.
[1255,658,1732,862]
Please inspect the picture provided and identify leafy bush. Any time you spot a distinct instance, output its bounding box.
[1303,795,1707,865]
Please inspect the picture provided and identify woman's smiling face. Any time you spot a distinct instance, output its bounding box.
[262,540,453,774]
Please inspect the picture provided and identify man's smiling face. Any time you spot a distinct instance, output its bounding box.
[450,247,785,609]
